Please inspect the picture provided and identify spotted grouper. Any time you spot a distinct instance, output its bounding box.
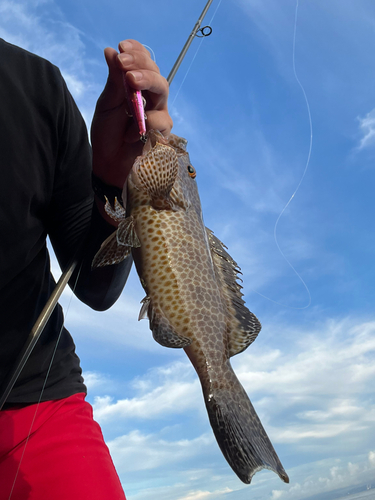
[92,130,289,485]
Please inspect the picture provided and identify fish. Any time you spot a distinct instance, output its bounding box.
[92,130,289,485]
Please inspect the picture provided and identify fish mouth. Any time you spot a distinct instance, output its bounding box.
[142,129,169,154]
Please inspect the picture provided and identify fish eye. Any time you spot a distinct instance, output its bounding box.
[187,165,196,179]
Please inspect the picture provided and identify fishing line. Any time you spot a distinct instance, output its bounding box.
[170,0,224,107]
[142,43,156,63]
[7,261,83,500]
[251,0,312,310]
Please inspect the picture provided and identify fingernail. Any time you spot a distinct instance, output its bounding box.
[128,71,143,81]
[120,40,133,51]
[118,53,134,66]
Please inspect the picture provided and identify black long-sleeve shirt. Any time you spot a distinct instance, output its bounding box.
[0,39,132,405]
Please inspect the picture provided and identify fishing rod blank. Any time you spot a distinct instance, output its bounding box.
[0,260,77,410]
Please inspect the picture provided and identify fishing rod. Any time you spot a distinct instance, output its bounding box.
[167,0,213,85]
[0,260,77,409]
[0,0,215,410]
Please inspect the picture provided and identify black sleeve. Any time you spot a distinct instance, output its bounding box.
[46,73,132,311]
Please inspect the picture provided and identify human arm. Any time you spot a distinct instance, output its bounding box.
[50,39,172,309]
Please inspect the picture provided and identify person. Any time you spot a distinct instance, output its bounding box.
[0,38,172,499]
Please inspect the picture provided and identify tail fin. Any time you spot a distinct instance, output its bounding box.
[204,381,289,484]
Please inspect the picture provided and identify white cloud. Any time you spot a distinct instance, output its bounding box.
[83,371,112,392]
[234,318,375,393]
[271,490,285,500]
[175,488,232,500]
[107,430,213,473]
[76,316,375,500]
[297,400,363,422]
[228,318,375,452]
[48,245,374,490]
[114,316,375,457]
[92,361,201,423]
[357,108,375,150]
[261,454,375,500]
[87,317,375,451]
[347,462,359,476]
[93,379,199,421]
[368,451,375,468]
[0,0,99,123]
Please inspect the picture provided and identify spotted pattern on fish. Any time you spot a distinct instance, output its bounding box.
[92,130,289,485]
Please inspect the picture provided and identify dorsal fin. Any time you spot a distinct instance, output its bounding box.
[206,228,261,357]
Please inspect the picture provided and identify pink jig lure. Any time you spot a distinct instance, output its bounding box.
[123,73,147,143]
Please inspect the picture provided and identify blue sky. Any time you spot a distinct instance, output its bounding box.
[1,0,375,498]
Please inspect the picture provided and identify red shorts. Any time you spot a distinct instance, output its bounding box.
[0,393,126,500]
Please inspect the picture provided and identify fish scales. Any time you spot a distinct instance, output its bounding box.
[92,130,289,485]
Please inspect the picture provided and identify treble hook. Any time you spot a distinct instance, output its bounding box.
[196,25,213,37]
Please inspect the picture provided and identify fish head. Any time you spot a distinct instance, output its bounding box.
[126,130,201,218]
[168,133,203,220]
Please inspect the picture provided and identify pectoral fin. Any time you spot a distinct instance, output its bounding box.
[140,296,192,348]
[117,216,141,248]
[92,215,140,268]
[92,231,131,268]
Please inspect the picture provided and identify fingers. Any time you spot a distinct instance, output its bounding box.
[126,71,169,109]
[117,40,172,136]
[93,40,172,156]
[118,39,152,56]
[117,40,169,109]
[99,47,126,109]
[118,40,159,76]
[146,109,173,137]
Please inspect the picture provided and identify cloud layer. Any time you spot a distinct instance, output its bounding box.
[82,317,375,500]
[357,109,375,150]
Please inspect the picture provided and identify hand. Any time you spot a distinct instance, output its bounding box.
[91,40,173,189]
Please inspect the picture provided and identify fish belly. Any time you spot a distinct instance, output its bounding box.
[131,204,227,345]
